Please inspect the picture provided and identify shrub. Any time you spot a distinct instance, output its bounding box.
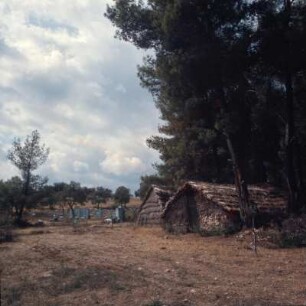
[278,215,306,247]
[269,215,306,248]
[0,229,14,243]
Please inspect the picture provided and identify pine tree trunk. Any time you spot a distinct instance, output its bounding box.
[295,143,305,205]
[213,144,221,181]
[284,0,299,213]
[225,135,252,227]
[285,72,298,213]
[218,87,252,227]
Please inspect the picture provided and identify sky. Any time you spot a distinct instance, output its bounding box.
[0,0,161,192]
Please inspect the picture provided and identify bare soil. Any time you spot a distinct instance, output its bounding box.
[1,221,305,306]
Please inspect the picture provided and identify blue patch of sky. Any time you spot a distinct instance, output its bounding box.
[27,13,79,36]
[0,38,22,58]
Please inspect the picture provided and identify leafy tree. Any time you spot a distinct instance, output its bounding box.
[0,179,18,224]
[0,179,15,228]
[52,181,87,219]
[3,177,24,216]
[39,185,57,210]
[87,186,113,209]
[7,130,49,223]
[0,180,11,212]
[114,186,130,206]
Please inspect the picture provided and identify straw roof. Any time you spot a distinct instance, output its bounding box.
[138,185,173,211]
[162,181,287,216]
[137,185,173,225]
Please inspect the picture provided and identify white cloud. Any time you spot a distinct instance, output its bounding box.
[73,160,89,172]
[0,0,161,191]
[100,151,146,176]
[115,84,127,94]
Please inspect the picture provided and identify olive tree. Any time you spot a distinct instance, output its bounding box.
[114,186,130,206]
[7,130,49,223]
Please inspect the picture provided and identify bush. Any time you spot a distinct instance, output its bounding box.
[267,215,306,248]
[0,229,14,243]
[278,215,306,247]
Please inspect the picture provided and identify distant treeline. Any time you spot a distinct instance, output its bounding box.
[1,176,131,224]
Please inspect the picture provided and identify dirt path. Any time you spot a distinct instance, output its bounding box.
[1,223,305,306]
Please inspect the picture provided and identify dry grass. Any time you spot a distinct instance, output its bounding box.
[1,222,306,306]
[127,197,142,207]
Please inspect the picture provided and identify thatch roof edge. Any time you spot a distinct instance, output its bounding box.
[138,185,173,215]
[162,181,287,218]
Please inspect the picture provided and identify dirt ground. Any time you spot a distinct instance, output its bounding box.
[1,221,306,306]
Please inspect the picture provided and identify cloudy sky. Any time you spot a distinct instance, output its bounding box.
[0,0,161,192]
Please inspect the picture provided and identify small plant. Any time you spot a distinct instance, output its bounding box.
[1,286,23,306]
[278,232,306,248]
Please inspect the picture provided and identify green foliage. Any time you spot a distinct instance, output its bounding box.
[106,0,253,186]
[87,186,113,208]
[106,0,306,213]
[48,181,87,219]
[7,130,49,181]
[276,215,306,248]
[1,176,23,206]
[254,0,306,212]
[114,186,130,205]
[6,131,49,223]
[278,233,306,248]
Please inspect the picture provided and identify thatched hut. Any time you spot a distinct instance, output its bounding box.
[137,186,173,225]
[162,182,287,235]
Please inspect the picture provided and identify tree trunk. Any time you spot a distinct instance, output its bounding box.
[295,142,305,205]
[14,201,25,225]
[284,0,299,213]
[15,169,32,224]
[225,135,252,227]
[217,86,253,227]
[213,144,221,181]
[68,202,75,219]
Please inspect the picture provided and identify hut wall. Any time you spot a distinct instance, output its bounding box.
[194,194,240,234]
[137,191,163,225]
[164,191,241,235]
[163,195,189,234]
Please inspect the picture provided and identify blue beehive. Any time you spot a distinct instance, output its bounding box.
[115,205,125,222]
[69,208,90,219]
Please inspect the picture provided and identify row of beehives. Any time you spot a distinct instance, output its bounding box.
[49,206,125,222]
